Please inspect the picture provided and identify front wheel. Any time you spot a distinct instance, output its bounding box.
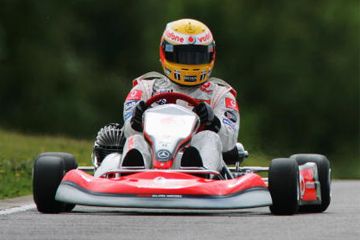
[290,154,331,213]
[269,158,299,215]
[33,153,77,213]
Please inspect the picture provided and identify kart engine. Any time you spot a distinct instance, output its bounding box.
[92,123,125,167]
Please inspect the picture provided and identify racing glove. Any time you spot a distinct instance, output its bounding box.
[193,102,221,133]
[130,101,147,132]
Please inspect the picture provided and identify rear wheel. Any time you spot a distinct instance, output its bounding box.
[33,153,77,213]
[269,158,299,215]
[290,154,331,213]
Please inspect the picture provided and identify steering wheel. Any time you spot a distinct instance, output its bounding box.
[145,92,205,132]
[145,92,200,107]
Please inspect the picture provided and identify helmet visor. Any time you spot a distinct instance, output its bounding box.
[163,41,215,65]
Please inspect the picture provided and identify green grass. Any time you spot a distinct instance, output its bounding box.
[0,129,92,199]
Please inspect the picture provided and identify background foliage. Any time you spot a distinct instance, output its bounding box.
[0,0,359,177]
[0,129,92,198]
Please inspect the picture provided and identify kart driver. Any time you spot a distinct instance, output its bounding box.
[93,19,240,174]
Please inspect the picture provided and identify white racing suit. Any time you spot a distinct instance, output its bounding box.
[120,72,240,173]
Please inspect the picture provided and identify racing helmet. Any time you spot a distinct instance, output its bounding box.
[160,19,216,86]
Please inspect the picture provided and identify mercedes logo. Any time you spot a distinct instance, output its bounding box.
[156,149,171,161]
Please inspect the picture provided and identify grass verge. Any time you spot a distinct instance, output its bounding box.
[0,129,92,199]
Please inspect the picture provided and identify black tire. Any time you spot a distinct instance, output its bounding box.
[33,153,78,213]
[33,156,66,213]
[38,152,78,171]
[290,154,331,213]
[269,158,299,215]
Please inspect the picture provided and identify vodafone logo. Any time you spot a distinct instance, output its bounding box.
[126,90,143,101]
[130,91,137,97]
[197,32,212,43]
[188,36,194,43]
[225,98,239,111]
[200,82,212,94]
[165,29,184,43]
[164,27,213,45]
[202,82,211,88]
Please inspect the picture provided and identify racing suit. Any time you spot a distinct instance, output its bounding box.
[121,72,240,172]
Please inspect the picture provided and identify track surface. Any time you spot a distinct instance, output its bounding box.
[0,181,359,240]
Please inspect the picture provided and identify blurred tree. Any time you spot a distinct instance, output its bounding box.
[0,0,358,174]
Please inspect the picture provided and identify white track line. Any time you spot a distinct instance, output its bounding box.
[0,203,36,215]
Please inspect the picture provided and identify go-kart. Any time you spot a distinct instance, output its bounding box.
[32,92,331,215]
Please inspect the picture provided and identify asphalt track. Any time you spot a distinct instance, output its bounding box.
[0,181,359,240]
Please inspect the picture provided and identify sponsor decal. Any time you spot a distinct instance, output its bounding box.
[124,100,138,121]
[126,89,143,101]
[194,99,211,105]
[164,27,213,44]
[158,142,170,148]
[223,118,236,131]
[200,82,213,94]
[197,31,212,44]
[157,99,167,105]
[165,44,174,52]
[156,149,172,161]
[152,194,183,198]
[225,98,239,111]
[188,36,195,43]
[124,100,138,111]
[151,89,173,105]
[165,29,184,43]
[123,112,133,121]
[224,110,237,123]
[127,136,135,150]
[184,75,197,82]
[152,88,173,95]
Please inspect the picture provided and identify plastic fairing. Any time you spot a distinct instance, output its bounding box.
[55,169,272,209]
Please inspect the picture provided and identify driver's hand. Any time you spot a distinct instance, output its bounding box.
[193,102,221,133]
[130,101,147,132]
